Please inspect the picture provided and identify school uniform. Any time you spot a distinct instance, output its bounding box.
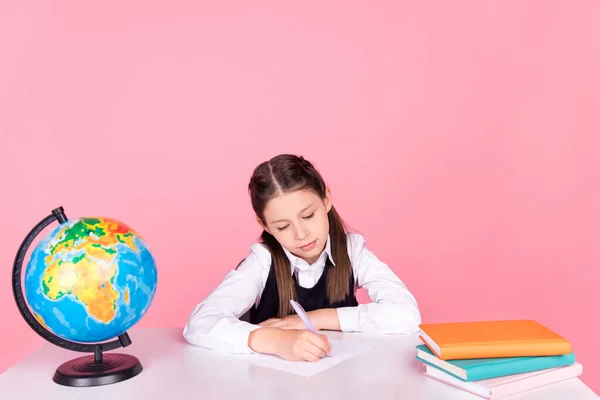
[183,232,421,354]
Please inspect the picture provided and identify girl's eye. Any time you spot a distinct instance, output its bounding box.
[303,213,315,219]
[277,225,289,231]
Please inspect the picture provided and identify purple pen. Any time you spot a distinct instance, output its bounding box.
[290,300,332,357]
[290,300,318,333]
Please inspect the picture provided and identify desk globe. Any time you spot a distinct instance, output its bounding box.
[12,207,157,387]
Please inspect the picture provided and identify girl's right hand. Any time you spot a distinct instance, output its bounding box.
[248,327,332,362]
[273,329,332,362]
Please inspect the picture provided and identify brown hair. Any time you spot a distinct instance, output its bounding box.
[248,154,352,317]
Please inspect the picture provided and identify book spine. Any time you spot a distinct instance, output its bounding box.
[467,353,576,381]
[441,341,571,360]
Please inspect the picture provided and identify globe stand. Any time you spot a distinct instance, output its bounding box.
[53,339,142,387]
[12,206,143,387]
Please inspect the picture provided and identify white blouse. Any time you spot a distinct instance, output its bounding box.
[183,232,422,354]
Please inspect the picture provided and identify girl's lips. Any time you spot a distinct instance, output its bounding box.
[299,240,316,251]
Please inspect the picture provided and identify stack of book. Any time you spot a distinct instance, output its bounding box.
[416,320,583,399]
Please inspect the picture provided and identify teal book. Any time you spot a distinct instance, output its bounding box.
[416,344,575,382]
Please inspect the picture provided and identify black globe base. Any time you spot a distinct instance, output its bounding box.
[52,353,143,387]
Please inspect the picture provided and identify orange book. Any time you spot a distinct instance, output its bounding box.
[419,320,571,360]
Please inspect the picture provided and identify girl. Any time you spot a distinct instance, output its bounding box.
[183,154,421,362]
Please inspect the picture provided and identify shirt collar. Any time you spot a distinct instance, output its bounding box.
[282,234,336,274]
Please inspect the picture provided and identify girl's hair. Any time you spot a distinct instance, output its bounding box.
[248,154,352,317]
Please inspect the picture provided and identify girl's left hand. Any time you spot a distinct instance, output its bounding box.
[258,313,316,330]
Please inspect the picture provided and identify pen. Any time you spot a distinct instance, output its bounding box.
[290,299,332,357]
[290,299,318,333]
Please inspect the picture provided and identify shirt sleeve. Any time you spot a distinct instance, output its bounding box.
[182,245,271,354]
[335,233,422,334]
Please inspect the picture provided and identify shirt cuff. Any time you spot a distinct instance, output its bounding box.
[336,306,360,332]
[207,318,263,354]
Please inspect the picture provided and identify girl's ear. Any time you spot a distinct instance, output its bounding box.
[324,187,333,212]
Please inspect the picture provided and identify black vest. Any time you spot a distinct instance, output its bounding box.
[240,256,358,325]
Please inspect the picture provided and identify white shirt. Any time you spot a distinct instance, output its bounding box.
[183,232,422,354]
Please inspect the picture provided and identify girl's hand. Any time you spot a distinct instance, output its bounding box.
[273,329,332,362]
[248,327,332,362]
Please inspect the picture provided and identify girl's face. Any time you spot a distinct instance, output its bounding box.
[260,188,332,265]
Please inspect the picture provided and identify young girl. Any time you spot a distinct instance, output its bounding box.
[183,154,421,362]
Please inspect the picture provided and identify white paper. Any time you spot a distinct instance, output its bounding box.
[234,339,371,377]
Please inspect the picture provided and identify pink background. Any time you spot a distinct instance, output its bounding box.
[1,1,599,394]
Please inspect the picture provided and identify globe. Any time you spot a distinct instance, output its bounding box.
[24,216,157,343]
[12,207,157,387]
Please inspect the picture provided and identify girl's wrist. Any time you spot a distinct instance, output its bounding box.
[309,309,340,331]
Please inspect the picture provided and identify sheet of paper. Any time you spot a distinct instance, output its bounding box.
[235,339,371,377]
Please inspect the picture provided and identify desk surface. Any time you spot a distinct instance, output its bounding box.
[0,328,597,400]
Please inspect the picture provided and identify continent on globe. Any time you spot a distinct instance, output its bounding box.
[42,218,137,324]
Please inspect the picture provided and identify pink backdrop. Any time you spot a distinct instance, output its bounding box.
[1,1,598,394]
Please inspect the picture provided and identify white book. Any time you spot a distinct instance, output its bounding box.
[424,362,583,399]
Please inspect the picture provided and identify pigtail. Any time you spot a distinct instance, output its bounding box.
[326,206,353,302]
[261,230,296,317]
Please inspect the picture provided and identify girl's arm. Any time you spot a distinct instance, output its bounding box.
[183,246,268,354]
[335,233,422,334]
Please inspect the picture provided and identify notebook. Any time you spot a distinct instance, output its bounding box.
[419,320,571,360]
[416,344,576,381]
[424,362,583,399]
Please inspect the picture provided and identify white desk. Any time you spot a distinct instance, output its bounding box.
[0,328,597,399]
